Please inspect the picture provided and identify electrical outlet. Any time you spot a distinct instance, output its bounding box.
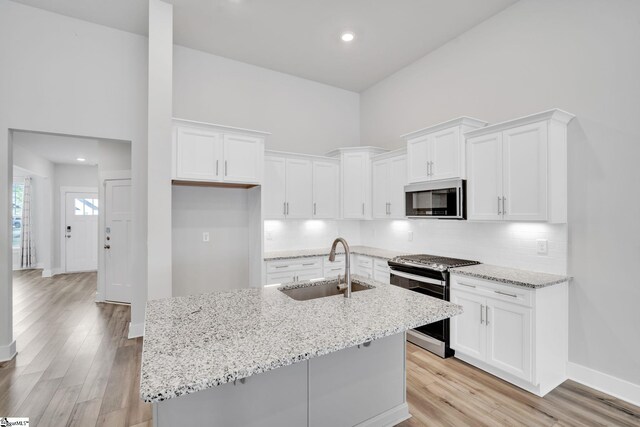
[408,231,413,242]
[202,232,210,242]
[536,239,548,255]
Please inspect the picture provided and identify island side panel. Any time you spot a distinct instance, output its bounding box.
[308,332,408,427]
[153,360,308,427]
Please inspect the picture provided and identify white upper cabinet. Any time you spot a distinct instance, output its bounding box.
[223,134,263,184]
[264,153,339,220]
[175,127,223,181]
[467,132,503,221]
[285,158,313,219]
[502,122,548,221]
[173,119,268,185]
[327,147,387,220]
[466,109,574,223]
[372,158,390,218]
[264,156,287,219]
[372,151,407,219]
[403,117,487,184]
[312,160,339,219]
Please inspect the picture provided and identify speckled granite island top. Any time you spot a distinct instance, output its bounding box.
[264,245,408,261]
[451,264,570,289]
[140,276,462,403]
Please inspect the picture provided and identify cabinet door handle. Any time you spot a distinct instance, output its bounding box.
[480,304,484,324]
[430,161,434,176]
[287,202,289,215]
[485,306,490,325]
[275,265,289,269]
[313,202,316,215]
[497,196,502,215]
[458,282,476,289]
[225,160,228,176]
[362,203,365,215]
[427,161,431,176]
[502,197,506,215]
[283,202,286,215]
[495,290,518,298]
[216,160,219,176]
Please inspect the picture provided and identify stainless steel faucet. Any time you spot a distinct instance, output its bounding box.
[329,237,351,298]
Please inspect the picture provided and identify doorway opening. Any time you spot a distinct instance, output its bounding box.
[11,129,133,304]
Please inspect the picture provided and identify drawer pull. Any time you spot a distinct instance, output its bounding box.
[458,283,476,288]
[302,263,315,266]
[275,265,289,269]
[495,290,518,298]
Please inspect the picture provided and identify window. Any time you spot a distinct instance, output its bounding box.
[74,198,99,216]
[12,182,24,248]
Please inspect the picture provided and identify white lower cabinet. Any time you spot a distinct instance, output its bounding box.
[265,257,323,285]
[373,259,391,284]
[450,274,568,396]
[353,254,373,279]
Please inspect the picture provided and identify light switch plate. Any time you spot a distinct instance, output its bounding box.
[408,231,413,242]
[203,232,210,242]
[536,239,548,255]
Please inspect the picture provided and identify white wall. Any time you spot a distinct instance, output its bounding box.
[172,186,250,296]
[53,164,99,270]
[173,46,361,154]
[0,0,148,333]
[359,0,640,386]
[97,140,131,173]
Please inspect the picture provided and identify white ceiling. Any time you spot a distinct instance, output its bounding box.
[13,131,105,165]
[11,0,517,91]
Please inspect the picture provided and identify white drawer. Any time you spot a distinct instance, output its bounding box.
[324,265,345,278]
[450,274,534,308]
[296,268,324,282]
[266,257,322,274]
[355,255,373,268]
[296,258,323,270]
[374,259,390,272]
[266,271,296,286]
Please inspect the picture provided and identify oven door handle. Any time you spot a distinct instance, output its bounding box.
[390,270,445,286]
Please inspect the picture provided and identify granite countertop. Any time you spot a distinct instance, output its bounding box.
[450,264,570,289]
[140,275,462,403]
[264,245,408,261]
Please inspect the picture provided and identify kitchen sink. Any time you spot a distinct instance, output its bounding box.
[279,280,373,301]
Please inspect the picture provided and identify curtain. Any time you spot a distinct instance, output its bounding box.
[21,176,36,268]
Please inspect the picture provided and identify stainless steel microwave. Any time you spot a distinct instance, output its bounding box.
[405,179,465,219]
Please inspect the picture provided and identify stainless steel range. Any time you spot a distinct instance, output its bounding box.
[388,254,480,358]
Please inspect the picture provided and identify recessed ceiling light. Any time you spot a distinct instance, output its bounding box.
[76,157,86,162]
[341,32,355,42]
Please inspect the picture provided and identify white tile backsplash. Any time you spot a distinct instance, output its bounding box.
[264,220,361,252]
[264,219,567,275]
[361,220,567,275]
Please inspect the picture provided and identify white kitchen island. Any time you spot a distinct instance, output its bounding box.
[140,276,462,427]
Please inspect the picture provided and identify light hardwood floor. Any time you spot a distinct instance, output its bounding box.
[2,270,639,426]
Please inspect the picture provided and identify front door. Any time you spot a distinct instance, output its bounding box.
[104,180,132,303]
[65,192,99,272]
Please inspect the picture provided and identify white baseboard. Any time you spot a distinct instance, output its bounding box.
[128,322,144,339]
[42,269,53,277]
[356,402,410,427]
[0,340,17,362]
[95,292,105,302]
[568,362,640,407]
